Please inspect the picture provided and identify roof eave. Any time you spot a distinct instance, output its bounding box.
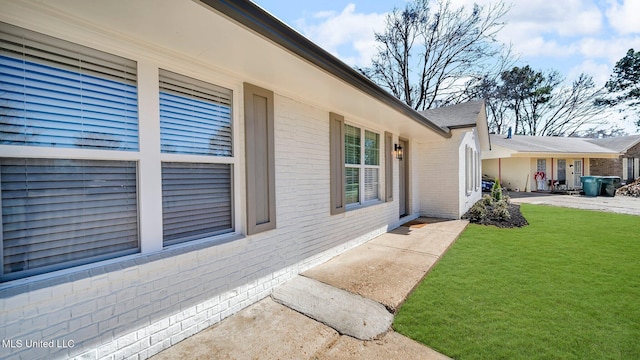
[511,152,621,158]
[196,0,451,139]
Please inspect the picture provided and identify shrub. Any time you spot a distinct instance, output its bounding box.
[466,202,487,223]
[491,178,503,202]
[492,200,511,220]
[482,194,493,206]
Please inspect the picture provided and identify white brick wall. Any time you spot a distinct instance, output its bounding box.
[1,94,401,360]
[418,129,481,219]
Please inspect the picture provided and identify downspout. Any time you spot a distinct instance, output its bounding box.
[498,158,502,184]
[582,158,585,175]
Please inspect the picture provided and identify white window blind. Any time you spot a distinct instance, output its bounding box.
[159,69,232,156]
[0,22,138,150]
[161,162,233,246]
[344,124,380,206]
[1,158,139,281]
[364,168,379,201]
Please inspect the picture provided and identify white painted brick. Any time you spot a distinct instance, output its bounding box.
[116,331,138,349]
[72,348,97,360]
[98,353,115,360]
[146,318,169,336]
[96,340,118,359]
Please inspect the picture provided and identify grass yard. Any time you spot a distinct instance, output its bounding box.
[394,204,640,360]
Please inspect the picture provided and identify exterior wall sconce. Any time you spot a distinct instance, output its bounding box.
[394,143,404,160]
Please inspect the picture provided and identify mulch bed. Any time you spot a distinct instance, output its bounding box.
[463,203,529,228]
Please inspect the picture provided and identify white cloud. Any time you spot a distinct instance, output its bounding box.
[295,4,386,67]
[576,36,640,63]
[606,0,640,35]
[567,60,611,85]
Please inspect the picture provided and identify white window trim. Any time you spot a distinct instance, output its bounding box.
[344,123,382,209]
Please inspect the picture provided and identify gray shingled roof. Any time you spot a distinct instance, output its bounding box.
[490,134,619,154]
[587,134,640,153]
[419,100,484,128]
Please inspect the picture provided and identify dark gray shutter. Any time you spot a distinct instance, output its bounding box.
[161,162,233,246]
[330,112,345,214]
[159,69,232,156]
[0,22,138,151]
[384,132,393,202]
[244,83,276,234]
[1,158,138,281]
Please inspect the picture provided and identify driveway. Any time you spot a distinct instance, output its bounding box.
[509,192,640,216]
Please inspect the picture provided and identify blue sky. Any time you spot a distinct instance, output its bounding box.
[252,0,640,86]
[252,0,640,133]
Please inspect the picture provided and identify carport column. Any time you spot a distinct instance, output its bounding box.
[551,158,554,190]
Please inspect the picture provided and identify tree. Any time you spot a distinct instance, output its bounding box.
[357,0,510,111]
[603,48,640,128]
[497,66,560,135]
[489,66,607,136]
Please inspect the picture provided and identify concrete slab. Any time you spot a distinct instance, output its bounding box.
[317,331,453,360]
[150,298,339,360]
[271,276,393,340]
[511,193,640,216]
[303,220,466,311]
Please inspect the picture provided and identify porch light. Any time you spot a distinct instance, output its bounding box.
[394,143,404,160]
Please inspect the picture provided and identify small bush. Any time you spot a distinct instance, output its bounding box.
[492,203,511,220]
[482,194,493,206]
[466,202,487,223]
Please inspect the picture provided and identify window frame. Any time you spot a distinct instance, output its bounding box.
[158,69,236,246]
[0,22,244,282]
[344,122,382,208]
[0,22,144,281]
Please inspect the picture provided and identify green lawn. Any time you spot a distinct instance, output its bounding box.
[394,204,640,360]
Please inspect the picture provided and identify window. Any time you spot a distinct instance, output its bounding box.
[159,70,234,245]
[0,23,140,281]
[345,124,380,206]
[1,159,139,281]
[161,163,232,245]
[474,150,480,191]
[537,159,546,173]
[0,22,138,150]
[159,69,232,156]
[465,145,472,193]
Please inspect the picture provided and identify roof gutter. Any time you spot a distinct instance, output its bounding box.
[196,0,452,139]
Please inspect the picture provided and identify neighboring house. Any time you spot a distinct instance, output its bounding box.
[0,1,485,359]
[588,135,640,183]
[483,134,619,192]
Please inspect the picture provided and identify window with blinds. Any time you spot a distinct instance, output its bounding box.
[0,22,138,150]
[159,69,233,156]
[161,163,233,246]
[344,124,380,206]
[0,158,139,281]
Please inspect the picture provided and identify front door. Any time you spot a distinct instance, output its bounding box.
[573,160,582,188]
[398,139,408,217]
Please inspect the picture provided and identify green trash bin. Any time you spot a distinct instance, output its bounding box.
[600,176,621,197]
[581,176,602,197]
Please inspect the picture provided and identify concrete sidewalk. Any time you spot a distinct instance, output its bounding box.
[151,218,466,360]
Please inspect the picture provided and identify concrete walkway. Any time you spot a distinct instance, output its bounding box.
[510,192,640,216]
[151,218,467,360]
